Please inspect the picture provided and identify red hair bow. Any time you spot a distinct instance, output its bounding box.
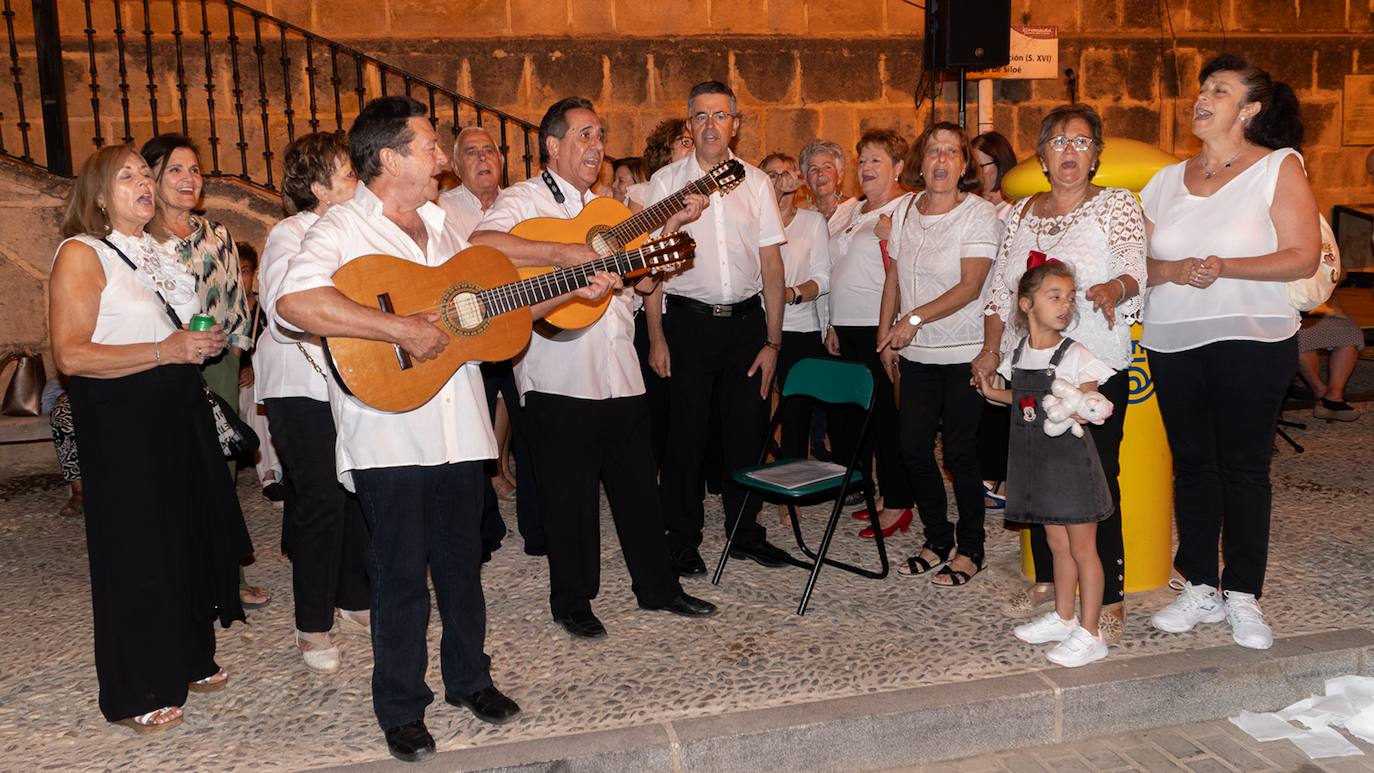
[1026,250,1061,270]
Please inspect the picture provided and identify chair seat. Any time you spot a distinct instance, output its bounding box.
[732,461,864,498]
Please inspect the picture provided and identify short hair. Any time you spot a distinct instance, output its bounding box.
[236,241,258,271]
[904,122,978,192]
[140,133,201,176]
[643,118,687,176]
[799,139,846,176]
[62,144,142,238]
[349,96,427,185]
[687,80,737,115]
[1014,261,1078,333]
[281,131,349,215]
[613,155,647,184]
[971,131,1018,194]
[453,125,498,155]
[759,152,797,170]
[1199,53,1303,150]
[1037,104,1104,156]
[538,96,597,166]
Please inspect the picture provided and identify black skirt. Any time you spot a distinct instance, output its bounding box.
[68,364,250,723]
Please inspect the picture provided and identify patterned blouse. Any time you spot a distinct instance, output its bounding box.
[164,215,252,350]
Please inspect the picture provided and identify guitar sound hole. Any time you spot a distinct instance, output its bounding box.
[449,292,486,332]
[589,228,616,257]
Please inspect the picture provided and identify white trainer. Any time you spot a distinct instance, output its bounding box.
[1046,626,1109,668]
[1014,611,1079,644]
[1150,580,1226,633]
[1223,591,1273,650]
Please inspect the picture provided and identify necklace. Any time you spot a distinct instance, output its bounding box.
[1033,189,1090,240]
[1200,148,1243,179]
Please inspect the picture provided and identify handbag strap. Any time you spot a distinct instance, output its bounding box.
[100,236,187,330]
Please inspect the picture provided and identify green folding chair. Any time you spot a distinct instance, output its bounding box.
[712,357,890,615]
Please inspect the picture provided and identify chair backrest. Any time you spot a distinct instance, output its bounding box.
[781,357,874,410]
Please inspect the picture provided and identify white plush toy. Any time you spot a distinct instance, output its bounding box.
[1041,378,1115,438]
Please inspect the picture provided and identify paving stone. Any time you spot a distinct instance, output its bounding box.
[1149,731,1208,761]
[1194,734,1272,772]
[1184,759,1235,773]
[1125,746,1189,771]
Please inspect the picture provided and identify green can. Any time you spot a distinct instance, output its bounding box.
[189,314,216,331]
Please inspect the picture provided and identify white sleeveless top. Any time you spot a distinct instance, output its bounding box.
[1140,149,1302,352]
[60,232,199,346]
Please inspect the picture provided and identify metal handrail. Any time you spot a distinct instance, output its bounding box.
[2,0,538,187]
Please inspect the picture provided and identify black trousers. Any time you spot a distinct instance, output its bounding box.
[480,361,544,552]
[1026,370,1130,604]
[524,393,682,617]
[977,403,1010,483]
[264,397,371,632]
[898,359,987,562]
[660,304,769,552]
[1147,336,1297,598]
[829,325,915,508]
[353,462,492,730]
[776,329,829,459]
[633,310,671,470]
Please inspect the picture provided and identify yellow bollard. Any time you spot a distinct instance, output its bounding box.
[1019,323,1174,591]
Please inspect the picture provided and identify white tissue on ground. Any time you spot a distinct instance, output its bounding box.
[1229,675,1374,758]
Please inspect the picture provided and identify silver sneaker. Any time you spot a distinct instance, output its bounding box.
[1150,579,1226,633]
[1223,591,1273,650]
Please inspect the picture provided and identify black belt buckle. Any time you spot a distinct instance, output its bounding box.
[711,303,733,317]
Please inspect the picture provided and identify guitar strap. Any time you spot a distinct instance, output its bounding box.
[540,169,566,204]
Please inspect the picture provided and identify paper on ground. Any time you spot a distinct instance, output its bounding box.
[1326,676,1374,712]
[1231,675,1374,759]
[1289,727,1364,758]
[1346,706,1374,745]
[1229,711,1303,741]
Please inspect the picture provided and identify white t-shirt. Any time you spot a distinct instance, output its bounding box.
[624,181,652,210]
[478,171,645,402]
[437,184,495,241]
[779,208,832,334]
[1140,148,1302,352]
[889,192,1003,364]
[256,210,329,402]
[998,339,1116,388]
[822,197,861,238]
[827,194,907,327]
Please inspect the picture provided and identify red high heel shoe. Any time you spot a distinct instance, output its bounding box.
[858,508,912,539]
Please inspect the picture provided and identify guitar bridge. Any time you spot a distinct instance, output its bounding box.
[376,292,413,371]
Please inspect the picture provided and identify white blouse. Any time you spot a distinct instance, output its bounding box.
[983,187,1147,371]
[827,195,906,327]
[256,211,329,403]
[997,338,1117,387]
[62,231,199,346]
[889,193,1003,364]
[1140,149,1302,352]
[779,208,832,334]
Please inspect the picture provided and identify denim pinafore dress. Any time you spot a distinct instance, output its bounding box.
[1004,337,1114,525]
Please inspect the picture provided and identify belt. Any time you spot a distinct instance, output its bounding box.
[665,294,762,318]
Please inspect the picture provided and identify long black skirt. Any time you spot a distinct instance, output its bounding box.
[68,364,250,723]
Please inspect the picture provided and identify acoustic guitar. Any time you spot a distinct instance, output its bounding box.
[323,233,696,413]
[511,158,746,330]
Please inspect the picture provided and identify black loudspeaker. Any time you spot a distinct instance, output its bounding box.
[928,0,1012,70]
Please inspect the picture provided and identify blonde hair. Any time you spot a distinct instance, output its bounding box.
[62,144,143,238]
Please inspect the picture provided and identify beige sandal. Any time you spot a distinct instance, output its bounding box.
[188,668,228,694]
[1001,582,1056,619]
[115,706,182,734]
[297,630,341,673]
[1098,604,1125,644]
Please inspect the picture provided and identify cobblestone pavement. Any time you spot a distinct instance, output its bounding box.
[927,718,1374,772]
[0,404,1370,771]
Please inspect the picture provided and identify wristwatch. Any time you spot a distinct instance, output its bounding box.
[788,287,802,305]
[907,313,923,327]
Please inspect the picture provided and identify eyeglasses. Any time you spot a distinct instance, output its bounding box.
[674,137,694,148]
[691,110,736,125]
[1047,135,1094,152]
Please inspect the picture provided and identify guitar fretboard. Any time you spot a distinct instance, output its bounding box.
[601,177,719,250]
[476,247,650,316]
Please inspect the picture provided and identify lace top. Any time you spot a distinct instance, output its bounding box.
[163,215,252,349]
[983,187,1146,370]
[63,231,200,346]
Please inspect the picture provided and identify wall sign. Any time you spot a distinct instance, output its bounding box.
[968,26,1059,80]
[1343,75,1374,146]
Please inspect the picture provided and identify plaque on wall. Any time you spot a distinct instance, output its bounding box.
[1343,75,1374,146]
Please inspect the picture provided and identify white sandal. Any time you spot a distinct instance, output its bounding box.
[115,706,183,734]
[336,608,371,635]
[188,668,228,694]
[297,630,341,673]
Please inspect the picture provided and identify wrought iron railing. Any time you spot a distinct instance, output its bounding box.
[0,0,538,187]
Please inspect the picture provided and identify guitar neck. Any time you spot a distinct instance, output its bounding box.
[604,176,718,246]
[477,248,650,316]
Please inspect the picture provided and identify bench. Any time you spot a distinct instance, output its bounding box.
[0,415,50,444]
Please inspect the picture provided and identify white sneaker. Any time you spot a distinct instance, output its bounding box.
[1046,627,1109,668]
[1150,580,1226,633]
[1014,611,1079,644]
[1223,591,1273,650]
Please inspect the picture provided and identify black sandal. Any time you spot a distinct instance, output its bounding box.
[897,544,951,577]
[931,557,984,587]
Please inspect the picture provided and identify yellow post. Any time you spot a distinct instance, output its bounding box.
[1019,323,1173,591]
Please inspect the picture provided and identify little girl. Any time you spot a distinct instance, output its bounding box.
[975,258,1116,667]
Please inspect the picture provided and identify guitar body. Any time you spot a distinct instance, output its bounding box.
[324,246,532,413]
[511,197,646,330]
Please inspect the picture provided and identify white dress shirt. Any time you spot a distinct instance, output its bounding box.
[648,152,786,305]
[779,208,832,334]
[437,184,495,240]
[256,210,330,403]
[479,171,645,401]
[279,183,496,490]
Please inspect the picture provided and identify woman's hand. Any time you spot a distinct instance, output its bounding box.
[1085,280,1125,329]
[162,325,229,365]
[875,317,918,352]
[970,349,1000,386]
[874,213,893,241]
[824,327,841,356]
[879,348,900,382]
[238,363,255,389]
[1191,255,1224,288]
[1165,257,1201,286]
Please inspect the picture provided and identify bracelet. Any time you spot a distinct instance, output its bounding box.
[1112,276,1128,300]
[764,340,782,351]
[979,348,1000,358]
[153,342,161,364]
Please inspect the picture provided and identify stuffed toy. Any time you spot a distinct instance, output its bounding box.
[1041,378,1115,438]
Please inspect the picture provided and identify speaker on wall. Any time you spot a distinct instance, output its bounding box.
[928,0,1012,70]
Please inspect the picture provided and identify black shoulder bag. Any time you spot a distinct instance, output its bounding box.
[101,237,260,459]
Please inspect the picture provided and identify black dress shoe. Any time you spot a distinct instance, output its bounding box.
[445,685,522,725]
[383,719,436,763]
[673,548,706,577]
[640,591,718,618]
[729,539,791,568]
[553,608,607,640]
